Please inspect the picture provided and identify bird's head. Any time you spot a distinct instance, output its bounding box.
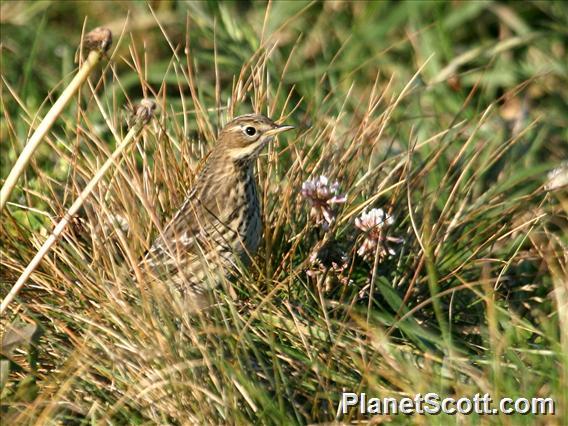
[216,114,294,162]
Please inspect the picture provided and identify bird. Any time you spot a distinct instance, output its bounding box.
[142,114,293,309]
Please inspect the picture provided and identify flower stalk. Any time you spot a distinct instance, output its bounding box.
[0,100,156,315]
[0,27,112,211]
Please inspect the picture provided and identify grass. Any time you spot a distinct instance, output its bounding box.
[1,1,567,424]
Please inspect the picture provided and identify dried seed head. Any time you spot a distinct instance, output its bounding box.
[82,27,113,54]
[127,99,158,128]
[307,240,352,290]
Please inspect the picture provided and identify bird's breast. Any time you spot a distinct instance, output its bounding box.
[225,172,262,262]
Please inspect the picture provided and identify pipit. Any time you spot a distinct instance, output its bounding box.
[143,114,293,309]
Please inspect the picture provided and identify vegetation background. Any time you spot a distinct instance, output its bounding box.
[1,1,567,424]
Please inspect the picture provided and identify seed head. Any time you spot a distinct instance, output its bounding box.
[307,240,351,291]
[82,27,112,54]
[127,99,158,128]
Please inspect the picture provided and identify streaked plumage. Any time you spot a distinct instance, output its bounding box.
[143,114,293,308]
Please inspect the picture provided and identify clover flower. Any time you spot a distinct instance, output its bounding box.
[545,161,568,191]
[355,208,402,260]
[301,175,347,229]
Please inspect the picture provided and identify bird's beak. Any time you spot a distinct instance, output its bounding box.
[265,124,294,137]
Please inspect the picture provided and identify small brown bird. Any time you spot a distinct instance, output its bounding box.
[143,114,293,309]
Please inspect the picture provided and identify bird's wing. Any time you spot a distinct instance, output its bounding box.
[144,197,200,269]
[141,185,231,279]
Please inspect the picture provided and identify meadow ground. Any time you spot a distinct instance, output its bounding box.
[1,1,567,424]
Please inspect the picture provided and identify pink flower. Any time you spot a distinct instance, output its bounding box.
[355,208,402,259]
[301,176,347,229]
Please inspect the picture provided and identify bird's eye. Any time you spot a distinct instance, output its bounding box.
[245,126,257,136]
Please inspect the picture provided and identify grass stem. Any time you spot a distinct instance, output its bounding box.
[0,102,154,315]
[0,28,111,211]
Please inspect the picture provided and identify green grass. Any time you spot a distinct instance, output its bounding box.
[1,1,567,424]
